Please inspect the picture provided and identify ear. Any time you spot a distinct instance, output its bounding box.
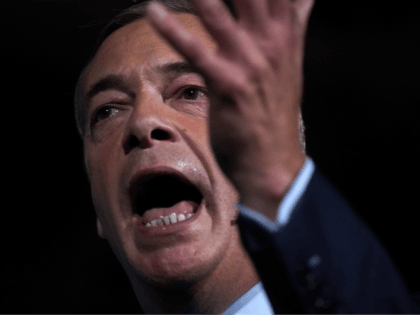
[97,218,106,239]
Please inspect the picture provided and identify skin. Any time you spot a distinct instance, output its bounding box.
[147,0,313,220]
[84,14,260,314]
[83,0,313,313]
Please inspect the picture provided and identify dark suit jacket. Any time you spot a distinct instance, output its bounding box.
[237,165,420,314]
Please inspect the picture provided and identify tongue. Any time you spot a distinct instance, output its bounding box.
[141,200,199,225]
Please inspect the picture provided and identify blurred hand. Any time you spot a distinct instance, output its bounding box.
[147,0,313,221]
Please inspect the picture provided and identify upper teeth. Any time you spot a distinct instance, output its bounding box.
[145,212,194,227]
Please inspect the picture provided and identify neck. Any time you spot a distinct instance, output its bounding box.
[131,229,260,314]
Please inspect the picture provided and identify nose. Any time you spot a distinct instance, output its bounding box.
[122,110,182,155]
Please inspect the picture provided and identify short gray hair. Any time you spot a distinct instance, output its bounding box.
[74,0,306,153]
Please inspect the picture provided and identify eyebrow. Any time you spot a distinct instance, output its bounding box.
[85,74,130,107]
[85,61,201,107]
[156,61,200,76]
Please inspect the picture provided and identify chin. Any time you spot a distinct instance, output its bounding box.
[130,259,208,291]
[125,239,229,291]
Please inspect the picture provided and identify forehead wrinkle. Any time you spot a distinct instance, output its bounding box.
[84,59,184,109]
[155,61,200,77]
[84,15,216,117]
[84,71,137,111]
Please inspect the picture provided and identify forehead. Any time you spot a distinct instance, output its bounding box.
[84,13,216,93]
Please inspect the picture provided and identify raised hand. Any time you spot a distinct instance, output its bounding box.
[147,0,313,221]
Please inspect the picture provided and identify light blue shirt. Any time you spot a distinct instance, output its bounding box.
[223,157,316,315]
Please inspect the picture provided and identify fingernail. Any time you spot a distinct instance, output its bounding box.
[148,2,167,21]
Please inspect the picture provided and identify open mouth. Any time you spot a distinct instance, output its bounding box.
[129,173,204,219]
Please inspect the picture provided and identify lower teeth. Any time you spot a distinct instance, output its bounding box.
[145,212,194,227]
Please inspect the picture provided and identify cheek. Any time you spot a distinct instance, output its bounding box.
[179,116,241,206]
[180,115,209,147]
[85,141,122,209]
[90,115,127,145]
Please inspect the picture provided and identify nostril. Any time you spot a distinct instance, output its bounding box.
[151,129,171,141]
[123,128,173,154]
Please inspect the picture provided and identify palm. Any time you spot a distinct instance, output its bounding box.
[147,0,311,217]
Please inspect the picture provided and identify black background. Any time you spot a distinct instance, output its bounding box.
[2,1,420,313]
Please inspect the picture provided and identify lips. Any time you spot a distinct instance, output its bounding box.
[128,167,204,218]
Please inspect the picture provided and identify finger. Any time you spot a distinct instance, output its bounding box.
[189,0,246,55]
[232,0,269,33]
[147,2,247,100]
[292,0,314,32]
[268,0,292,21]
[191,0,271,73]
[147,2,214,69]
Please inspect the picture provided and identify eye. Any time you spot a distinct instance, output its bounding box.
[93,106,119,124]
[181,87,206,100]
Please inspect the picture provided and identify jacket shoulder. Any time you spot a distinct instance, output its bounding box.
[237,166,417,313]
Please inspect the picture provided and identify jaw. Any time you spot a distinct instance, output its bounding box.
[87,140,246,309]
[107,190,238,285]
[125,217,259,314]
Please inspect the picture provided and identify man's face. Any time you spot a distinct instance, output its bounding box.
[83,14,242,288]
